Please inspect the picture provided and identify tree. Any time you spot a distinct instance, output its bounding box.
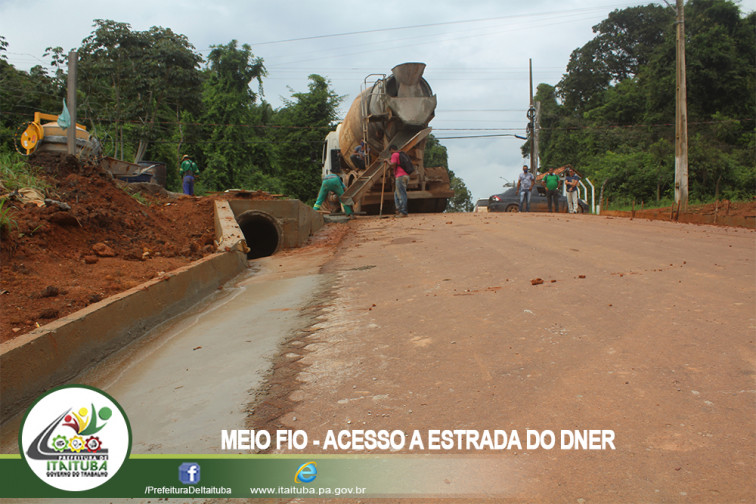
[0,39,63,152]
[272,75,342,201]
[73,20,203,162]
[199,40,270,192]
[557,5,672,113]
[424,135,473,212]
[447,170,474,212]
[539,0,754,205]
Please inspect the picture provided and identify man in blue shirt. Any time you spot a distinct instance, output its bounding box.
[565,168,581,214]
[517,165,535,212]
[351,140,367,170]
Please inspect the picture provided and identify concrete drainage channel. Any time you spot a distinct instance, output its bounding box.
[0,198,323,423]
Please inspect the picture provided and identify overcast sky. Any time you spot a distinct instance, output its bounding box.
[2,0,754,202]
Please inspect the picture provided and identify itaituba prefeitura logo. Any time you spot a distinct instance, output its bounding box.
[20,385,131,491]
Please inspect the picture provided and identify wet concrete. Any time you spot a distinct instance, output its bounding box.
[1,255,328,455]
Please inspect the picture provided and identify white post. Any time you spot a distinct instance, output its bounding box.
[585,177,596,214]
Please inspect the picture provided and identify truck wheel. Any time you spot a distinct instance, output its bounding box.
[506,204,519,212]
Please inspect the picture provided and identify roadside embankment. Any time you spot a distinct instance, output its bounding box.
[0,201,248,423]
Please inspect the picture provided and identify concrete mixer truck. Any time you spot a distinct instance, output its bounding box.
[321,63,453,214]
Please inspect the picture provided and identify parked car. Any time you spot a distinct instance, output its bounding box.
[473,199,489,213]
[488,186,588,213]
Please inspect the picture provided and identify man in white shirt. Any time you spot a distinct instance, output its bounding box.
[517,165,535,212]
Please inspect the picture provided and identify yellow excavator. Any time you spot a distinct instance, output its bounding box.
[15,112,101,159]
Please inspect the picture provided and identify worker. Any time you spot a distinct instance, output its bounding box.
[179,155,199,196]
[313,172,353,216]
[542,166,561,213]
[389,144,410,217]
[351,140,367,170]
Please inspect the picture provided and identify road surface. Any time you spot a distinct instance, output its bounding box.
[251,211,754,502]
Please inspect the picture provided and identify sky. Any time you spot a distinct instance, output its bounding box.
[2,0,754,203]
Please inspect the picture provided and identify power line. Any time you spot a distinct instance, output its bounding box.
[245,4,634,47]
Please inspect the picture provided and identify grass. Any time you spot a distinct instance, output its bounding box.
[129,192,149,205]
[603,196,753,212]
[0,197,17,234]
[604,197,676,212]
[0,151,51,194]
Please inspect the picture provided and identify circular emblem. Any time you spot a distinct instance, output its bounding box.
[19,385,131,492]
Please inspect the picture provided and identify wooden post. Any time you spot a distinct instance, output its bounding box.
[534,101,541,175]
[379,161,387,217]
[66,50,77,155]
[674,0,689,212]
[528,59,536,175]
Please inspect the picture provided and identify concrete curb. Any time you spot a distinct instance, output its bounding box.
[0,201,248,423]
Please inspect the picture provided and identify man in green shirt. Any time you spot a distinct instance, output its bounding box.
[543,167,561,213]
[313,171,353,216]
[179,154,199,195]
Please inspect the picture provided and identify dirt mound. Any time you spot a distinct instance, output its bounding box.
[601,199,756,228]
[1,154,218,343]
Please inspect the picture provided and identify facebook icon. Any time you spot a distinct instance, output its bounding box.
[178,462,201,485]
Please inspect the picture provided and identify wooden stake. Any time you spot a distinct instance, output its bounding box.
[378,161,387,217]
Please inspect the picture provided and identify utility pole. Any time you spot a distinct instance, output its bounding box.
[534,101,541,174]
[528,59,536,174]
[66,50,77,155]
[674,0,689,211]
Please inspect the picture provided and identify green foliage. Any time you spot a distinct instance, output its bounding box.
[0,152,50,193]
[0,197,17,234]
[423,134,448,169]
[198,40,272,192]
[0,45,64,152]
[424,135,473,212]
[537,0,754,206]
[272,74,342,200]
[447,170,474,212]
[0,152,46,235]
[129,192,149,205]
[74,19,203,163]
[557,4,672,112]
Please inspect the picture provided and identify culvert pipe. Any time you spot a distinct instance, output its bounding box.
[236,210,283,259]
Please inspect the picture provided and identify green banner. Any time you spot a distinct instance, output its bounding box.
[0,454,513,498]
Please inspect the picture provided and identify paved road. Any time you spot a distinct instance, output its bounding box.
[252,212,755,502]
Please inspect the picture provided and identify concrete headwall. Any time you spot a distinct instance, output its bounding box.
[228,199,324,249]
